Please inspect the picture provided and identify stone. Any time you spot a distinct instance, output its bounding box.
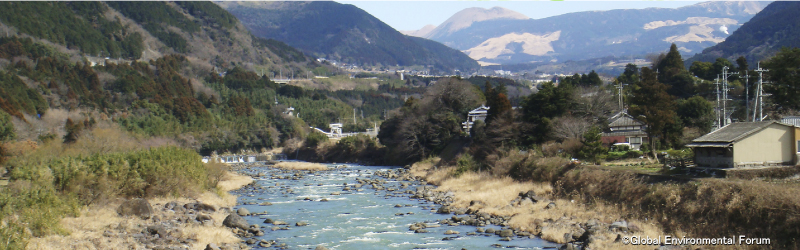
[437,205,451,214]
[330,192,341,195]
[546,202,557,209]
[259,202,273,206]
[444,230,459,235]
[204,243,221,250]
[263,218,273,224]
[196,213,213,222]
[610,221,628,231]
[414,229,429,233]
[237,208,250,216]
[296,222,308,226]
[485,228,496,234]
[499,229,514,237]
[117,198,153,219]
[146,225,168,237]
[273,220,288,225]
[315,246,329,250]
[222,214,249,230]
[500,237,512,241]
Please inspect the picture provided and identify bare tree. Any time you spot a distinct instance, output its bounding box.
[551,115,592,140]
[571,86,617,123]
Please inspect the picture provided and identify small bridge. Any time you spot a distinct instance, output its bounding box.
[273,78,291,84]
[203,153,287,164]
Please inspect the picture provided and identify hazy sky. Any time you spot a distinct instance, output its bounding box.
[342,1,701,31]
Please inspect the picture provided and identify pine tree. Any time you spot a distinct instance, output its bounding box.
[657,44,694,98]
[629,67,677,160]
[577,126,607,164]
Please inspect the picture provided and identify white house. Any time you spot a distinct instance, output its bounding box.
[462,105,490,132]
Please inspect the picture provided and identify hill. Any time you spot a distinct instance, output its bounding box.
[218,1,479,73]
[409,1,768,65]
[687,1,800,65]
[0,1,414,154]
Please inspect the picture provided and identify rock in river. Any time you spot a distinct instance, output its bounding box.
[223,214,250,230]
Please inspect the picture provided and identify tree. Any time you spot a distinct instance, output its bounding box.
[521,82,573,144]
[0,110,14,142]
[618,63,640,85]
[629,67,677,159]
[586,70,603,86]
[577,126,607,164]
[657,44,694,98]
[689,61,715,80]
[764,47,800,111]
[736,56,749,73]
[677,96,715,133]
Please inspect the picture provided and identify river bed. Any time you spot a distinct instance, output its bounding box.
[231,163,560,249]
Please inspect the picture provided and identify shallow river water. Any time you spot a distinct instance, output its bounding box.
[232,163,560,249]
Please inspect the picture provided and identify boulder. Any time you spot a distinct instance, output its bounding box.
[237,208,250,216]
[444,230,459,235]
[499,229,514,237]
[117,198,153,219]
[205,243,221,250]
[196,214,213,222]
[296,222,308,226]
[315,246,329,250]
[223,214,250,230]
[436,205,451,214]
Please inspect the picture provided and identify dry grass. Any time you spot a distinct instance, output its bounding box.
[273,162,328,171]
[25,170,252,250]
[410,161,667,249]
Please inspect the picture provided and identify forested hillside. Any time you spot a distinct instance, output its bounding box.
[0,1,415,156]
[687,1,800,65]
[219,1,479,73]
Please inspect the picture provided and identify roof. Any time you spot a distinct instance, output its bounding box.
[608,110,644,127]
[602,131,648,137]
[781,116,800,127]
[468,104,490,115]
[691,121,777,143]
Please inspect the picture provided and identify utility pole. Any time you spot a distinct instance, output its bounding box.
[753,63,770,122]
[721,66,738,126]
[744,70,750,122]
[616,80,627,111]
[714,75,721,129]
[353,108,357,124]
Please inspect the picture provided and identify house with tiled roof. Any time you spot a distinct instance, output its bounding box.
[462,105,490,132]
[686,121,800,168]
[601,110,648,150]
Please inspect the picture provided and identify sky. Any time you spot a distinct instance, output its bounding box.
[342,1,701,31]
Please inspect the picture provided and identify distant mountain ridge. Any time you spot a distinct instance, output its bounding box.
[405,1,769,65]
[687,1,800,65]
[218,1,479,73]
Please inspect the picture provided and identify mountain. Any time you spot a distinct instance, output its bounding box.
[687,1,800,65]
[0,1,315,72]
[416,1,769,65]
[401,24,436,38]
[217,1,479,73]
[424,7,529,39]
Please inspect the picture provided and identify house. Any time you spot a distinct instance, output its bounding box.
[601,110,648,150]
[686,121,800,168]
[462,105,490,132]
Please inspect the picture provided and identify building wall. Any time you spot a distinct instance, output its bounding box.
[694,147,734,168]
[794,127,800,165]
[733,124,794,165]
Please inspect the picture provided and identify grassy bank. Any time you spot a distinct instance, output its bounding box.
[0,123,241,249]
[412,151,800,249]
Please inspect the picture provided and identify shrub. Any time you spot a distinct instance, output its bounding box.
[508,156,572,183]
[304,131,328,148]
[453,153,479,177]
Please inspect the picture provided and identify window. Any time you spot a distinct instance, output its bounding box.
[629,137,642,144]
[797,140,800,153]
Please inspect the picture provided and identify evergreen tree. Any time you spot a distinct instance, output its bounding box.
[657,44,695,98]
[587,70,603,86]
[629,67,677,159]
[764,47,800,111]
[577,126,607,164]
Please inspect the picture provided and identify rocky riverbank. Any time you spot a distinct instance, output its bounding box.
[27,171,253,250]
[386,162,670,250]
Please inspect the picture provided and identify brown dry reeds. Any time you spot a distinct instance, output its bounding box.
[273,162,328,171]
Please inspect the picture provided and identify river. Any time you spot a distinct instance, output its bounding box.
[232,163,560,249]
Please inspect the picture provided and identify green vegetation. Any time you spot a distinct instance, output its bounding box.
[106,2,199,53]
[0,2,144,58]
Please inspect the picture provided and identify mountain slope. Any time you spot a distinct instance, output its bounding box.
[218,1,479,72]
[423,1,769,65]
[424,7,529,39]
[687,1,800,65]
